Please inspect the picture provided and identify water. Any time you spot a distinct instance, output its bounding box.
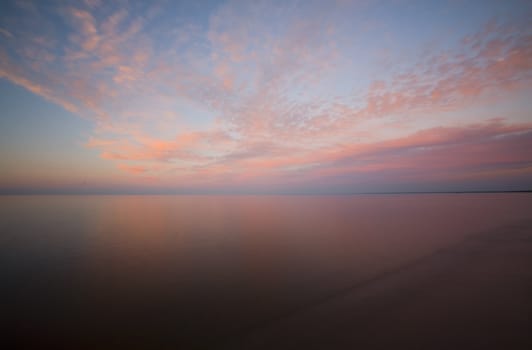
[1,194,531,348]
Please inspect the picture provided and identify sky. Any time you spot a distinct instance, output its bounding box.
[0,0,531,194]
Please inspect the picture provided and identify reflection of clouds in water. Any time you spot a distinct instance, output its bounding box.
[40,194,530,295]
[1,194,532,347]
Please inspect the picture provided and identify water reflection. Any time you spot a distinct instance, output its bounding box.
[1,194,531,348]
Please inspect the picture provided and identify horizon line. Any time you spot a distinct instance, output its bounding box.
[1,190,531,196]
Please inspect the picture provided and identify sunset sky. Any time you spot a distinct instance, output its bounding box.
[1,0,531,194]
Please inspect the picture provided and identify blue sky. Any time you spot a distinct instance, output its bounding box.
[1,0,531,193]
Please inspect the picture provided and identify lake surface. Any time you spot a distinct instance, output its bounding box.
[1,194,531,349]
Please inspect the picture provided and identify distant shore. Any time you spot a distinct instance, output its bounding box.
[1,190,531,196]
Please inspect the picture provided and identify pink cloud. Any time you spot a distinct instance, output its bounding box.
[67,7,100,51]
[1,2,531,191]
[117,164,148,174]
[170,119,531,187]
[294,120,532,187]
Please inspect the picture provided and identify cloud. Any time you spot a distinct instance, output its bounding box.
[213,119,532,191]
[0,27,13,38]
[117,164,148,174]
[1,1,531,190]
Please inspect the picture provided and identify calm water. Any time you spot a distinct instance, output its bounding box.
[1,194,531,348]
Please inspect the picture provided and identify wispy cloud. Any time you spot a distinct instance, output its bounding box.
[117,164,148,174]
[0,27,13,38]
[1,0,531,191]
